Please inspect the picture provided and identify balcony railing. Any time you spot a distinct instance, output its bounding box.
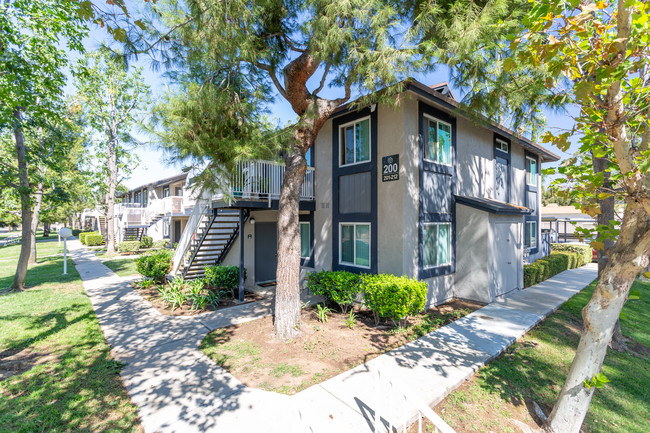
[217,160,315,202]
[116,196,185,227]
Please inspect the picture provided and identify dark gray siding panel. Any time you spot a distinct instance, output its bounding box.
[339,172,371,214]
[421,172,452,214]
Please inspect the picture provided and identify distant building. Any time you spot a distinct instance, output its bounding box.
[541,204,596,243]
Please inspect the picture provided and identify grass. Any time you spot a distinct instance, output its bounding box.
[102,257,139,277]
[0,240,141,432]
[436,279,650,433]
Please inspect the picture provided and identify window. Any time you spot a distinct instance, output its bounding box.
[175,187,183,197]
[339,223,370,268]
[526,156,538,186]
[423,222,451,268]
[424,115,452,165]
[526,221,537,248]
[162,186,170,198]
[340,117,370,166]
[496,138,509,153]
[300,222,310,259]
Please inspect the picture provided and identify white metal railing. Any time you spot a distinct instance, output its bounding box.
[172,196,211,274]
[218,160,315,202]
[374,370,457,433]
[145,196,184,222]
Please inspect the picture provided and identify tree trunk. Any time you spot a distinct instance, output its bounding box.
[11,109,32,291]
[44,222,50,237]
[545,202,649,433]
[105,134,117,255]
[273,147,308,341]
[28,182,44,264]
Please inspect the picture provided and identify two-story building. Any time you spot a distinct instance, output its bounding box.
[174,79,559,306]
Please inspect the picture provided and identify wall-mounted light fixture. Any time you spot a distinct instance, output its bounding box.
[249,217,256,225]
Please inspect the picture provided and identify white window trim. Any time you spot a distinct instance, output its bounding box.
[423,222,452,269]
[526,221,537,249]
[423,114,453,166]
[300,221,311,259]
[496,138,509,153]
[526,156,538,186]
[339,116,372,167]
[339,222,371,269]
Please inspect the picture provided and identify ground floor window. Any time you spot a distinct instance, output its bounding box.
[300,222,310,258]
[339,222,370,268]
[526,221,537,248]
[423,222,451,268]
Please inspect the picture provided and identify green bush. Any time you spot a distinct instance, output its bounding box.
[140,235,153,248]
[361,274,427,324]
[136,249,173,283]
[204,265,245,289]
[79,231,96,245]
[524,245,591,287]
[71,229,81,236]
[551,243,592,267]
[306,270,361,313]
[85,234,104,246]
[152,239,169,249]
[118,241,140,254]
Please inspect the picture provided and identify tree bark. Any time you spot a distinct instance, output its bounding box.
[105,133,118,255]
[11,109,32,291]
[28,182,44,264]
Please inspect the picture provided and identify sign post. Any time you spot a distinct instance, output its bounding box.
[58,228,72,275]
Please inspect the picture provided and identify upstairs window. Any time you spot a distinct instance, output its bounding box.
[526,156,538,186]
[424,115,452,165]
[525,221,537,248]
[162,186,170,198]
[340,117,370,166]
[496,138,509,153]
[423,222,451,268]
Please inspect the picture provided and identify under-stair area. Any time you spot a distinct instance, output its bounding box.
[123,227,145,241]
[180,209,247,280]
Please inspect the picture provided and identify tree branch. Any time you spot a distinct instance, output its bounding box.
[313,63,331,97]
[255,62,287,99]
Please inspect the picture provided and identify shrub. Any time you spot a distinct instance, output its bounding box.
[551,243,592,267]
[306,270,361,313]
[118,241,140,254]
[140,235,153,248]
[523,247,590,287]
[361,274,427,325]
[85,234,104,246]
[71,229,81,237]
[152,239,169,249]
[79,231,96,245]
[204,265,245,290]
[136,249,173,283]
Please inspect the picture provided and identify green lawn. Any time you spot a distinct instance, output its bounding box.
[102,257,139,277]
[0,241,141,432]
[437,279,650,433]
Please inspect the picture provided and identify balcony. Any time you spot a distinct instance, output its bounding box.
[116,196,185,227]
[215,160,315,202]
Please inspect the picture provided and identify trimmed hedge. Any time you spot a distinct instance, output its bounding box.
[140,235,153,248]
[152,239,169,249]
[524,244,592,287]
[79,231,96,245]
[85,234,104,246]
[204,265,245,289]
[306,270,360,313]
[72,229,81,236]
[361,274,427,324]
[136,249,173,283]
[118,241,140,254]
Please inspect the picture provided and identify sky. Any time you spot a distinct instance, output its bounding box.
[76,16,579,190]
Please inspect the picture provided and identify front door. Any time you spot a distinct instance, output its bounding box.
[255,222,277,283]
[494,222,519,296]
[174,220,182,243]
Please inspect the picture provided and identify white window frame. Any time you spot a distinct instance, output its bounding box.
[496,138,509,153]
[423,222,452,269]
[300,221,311,259]
[526,221,537,249]
[423,114,453,166]
[526,156,538,186]
[339,222,371,269]
[339,116,371,167]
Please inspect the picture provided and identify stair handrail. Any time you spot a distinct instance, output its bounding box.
[171,193,211,275]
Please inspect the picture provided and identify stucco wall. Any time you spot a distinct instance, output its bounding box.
[313,118,333,272]
[510,142,526,206]
[402,98,419,278]
[456,117,494,200]
[454,204,490,303]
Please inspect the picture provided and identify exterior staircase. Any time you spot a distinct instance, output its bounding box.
[123,227,145,241]
[180,209,247,280]
[98,216,107,237]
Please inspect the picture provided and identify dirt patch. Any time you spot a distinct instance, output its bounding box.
[200,299,482,395]
[133,283,264,316]
[0,347,61,381]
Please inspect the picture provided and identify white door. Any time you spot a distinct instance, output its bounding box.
[494,222,519,296]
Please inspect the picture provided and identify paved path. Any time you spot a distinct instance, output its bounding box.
[69,240,598,433]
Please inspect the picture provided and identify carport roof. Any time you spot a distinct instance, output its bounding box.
[455,195,533,215]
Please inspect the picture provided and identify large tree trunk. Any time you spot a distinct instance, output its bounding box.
[105,135,117,255]
[28,182,44,264]
[11,109,32,291]
[545,202,649,432]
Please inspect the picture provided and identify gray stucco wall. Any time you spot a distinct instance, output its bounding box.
[454,204,490,303]
[401,98,419,278]
[510,142,526,206]
[456,117,494,200]
[313,119,333,272]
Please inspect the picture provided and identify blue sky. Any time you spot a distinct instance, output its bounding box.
[76,22,578,190]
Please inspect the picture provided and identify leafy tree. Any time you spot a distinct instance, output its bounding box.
[73,49,149,256]
[542,185,574,207]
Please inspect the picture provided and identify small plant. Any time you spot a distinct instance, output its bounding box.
[205,291,221,308]
[344,311,357,329]
[136,249,172,283]
[169,276,186,292]
[204,265,246,297]
[167,287,186,311]
[118,240,140,254]
[152,239,169,249]
[303,335,321,353]
[583,373,610,390]
[134,279,156,289]
[315,304,333,323]
[140,235,153,248]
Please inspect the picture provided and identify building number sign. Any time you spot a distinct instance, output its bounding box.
[382,154,399,182]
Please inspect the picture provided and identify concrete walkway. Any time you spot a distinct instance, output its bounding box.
[69,240,598,433]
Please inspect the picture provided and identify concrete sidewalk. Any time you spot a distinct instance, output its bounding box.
[69,240,597,433]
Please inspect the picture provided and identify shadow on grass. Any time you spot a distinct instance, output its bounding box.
[0,256,79,290]
[103,258,138,276]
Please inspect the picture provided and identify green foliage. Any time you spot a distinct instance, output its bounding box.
[314,304,333,323]
[361,274,427,324]
[71,229,81,236]
[551,244,592,267]
[305,270,361,313]
[135,249,172,283]
[140,236,153,248]
[344,311,357,329]
[79,231,96,245]
[158,279,186,311]
[85,234,104,246]
[152,239,169,249]
[204,265,245,290]
[524,245,592,287]
[583,373,610,390]
[134,278,156,289]
[118,241,140,254]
